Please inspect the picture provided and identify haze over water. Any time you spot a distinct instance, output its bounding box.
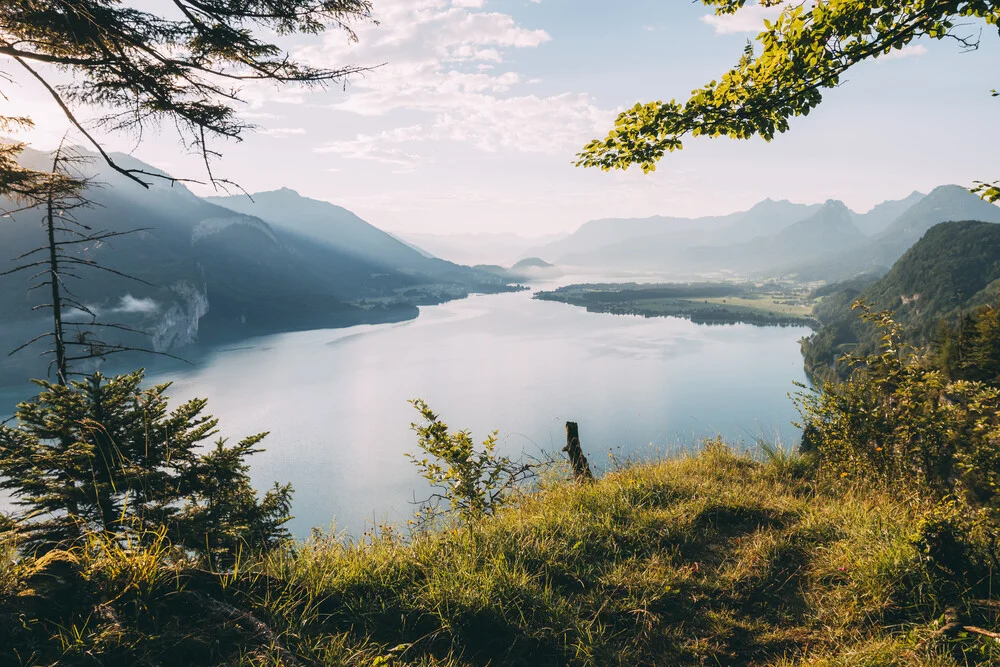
[0,276,811,537]
[114,279,807,538]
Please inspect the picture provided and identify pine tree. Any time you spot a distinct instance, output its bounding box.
[0,370,292,560]
[968,306,1000,384]
[2,141,164,383]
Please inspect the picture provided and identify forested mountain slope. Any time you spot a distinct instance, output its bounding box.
[802,220,1000,378]
[0,148,514,384]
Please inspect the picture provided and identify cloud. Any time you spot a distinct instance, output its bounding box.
[260,127,308,138]
[316,126,425,170]
[292,0,613,163]
[115,295,159,315]
[880,44,928,60]
[700,3,783,35]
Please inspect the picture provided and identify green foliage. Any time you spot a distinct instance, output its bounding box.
[756,438,817,481]
[973,179,1000,203]
[0,370,292,560]
[797,303,1000,509]
[934,303,1000,385]
[577,0,1000,202]
[407,400,535,526]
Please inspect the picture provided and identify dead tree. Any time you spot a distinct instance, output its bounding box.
[564,421,594,481]
[2,141,179,384]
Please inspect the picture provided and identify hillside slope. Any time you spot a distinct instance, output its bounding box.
[2,446,983,666]
[803,220,1000,378]
[206,189,496,285]
[0,149,514,383]
[794,185,1000,281]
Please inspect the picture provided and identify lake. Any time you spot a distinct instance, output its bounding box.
[1,282,812,538]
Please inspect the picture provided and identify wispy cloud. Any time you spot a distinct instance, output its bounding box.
[880,44,928,61]
[701,3,783,35]
[316,126,426,171]
[293,0,613,163]
[260,127,307,138]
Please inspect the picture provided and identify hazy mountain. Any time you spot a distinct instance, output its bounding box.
[512,257,555,270]
[206,188,419,264]
[534,215,718,263]
[206,189,502,284]
[386,232,436,258]
[721,198,827,242]
[1,149,515,384]
[770,200,865,257]
[851,191,925,235]
[536,199,823,269]
[681,200,865,274]
[472,257,562,282]
[532,190,989,278]
[879,185,1000,241]
[400,232,569,267]
[793,185,1000,281]
[551,186,995,279]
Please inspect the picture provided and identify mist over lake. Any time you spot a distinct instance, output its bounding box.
[53,281,810,539]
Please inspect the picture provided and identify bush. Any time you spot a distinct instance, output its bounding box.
[407,399,536,526]
[796,303,1000,508]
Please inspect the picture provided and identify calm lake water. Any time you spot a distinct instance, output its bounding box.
[1,283,811,538]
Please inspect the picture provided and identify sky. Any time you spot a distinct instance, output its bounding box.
[4,0,1000,236]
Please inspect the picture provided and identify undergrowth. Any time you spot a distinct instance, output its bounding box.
[2,444,998,666]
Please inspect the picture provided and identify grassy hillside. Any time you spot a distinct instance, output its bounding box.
[2,445,993,666]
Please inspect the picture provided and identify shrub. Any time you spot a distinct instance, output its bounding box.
[796,303,1000,507]
[407,399,536,526]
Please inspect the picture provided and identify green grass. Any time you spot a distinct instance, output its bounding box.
[535,282,819,327]
[2,445,998,666]
[703,295,815,318]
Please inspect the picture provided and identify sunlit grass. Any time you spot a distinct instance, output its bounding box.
[2,445,997,665]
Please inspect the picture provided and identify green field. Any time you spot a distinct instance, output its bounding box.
[536,282,819,328]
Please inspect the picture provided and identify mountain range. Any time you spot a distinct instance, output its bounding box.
[530,186,1000,280]
[397,232,568,267]
[0,147,516,384]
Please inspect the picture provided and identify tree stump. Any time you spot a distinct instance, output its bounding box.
[563,421,594,481]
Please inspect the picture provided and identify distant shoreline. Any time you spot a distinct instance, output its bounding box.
[535,282,819,329]
[0,284,527,398]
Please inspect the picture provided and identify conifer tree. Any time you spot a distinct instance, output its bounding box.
[1,141,163,383]
[0,370,292,559]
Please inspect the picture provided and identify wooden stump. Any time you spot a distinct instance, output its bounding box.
[563,421,594,481]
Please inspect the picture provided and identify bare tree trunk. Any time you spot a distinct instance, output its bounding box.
[45,188,67,385]
[564,421,593,481]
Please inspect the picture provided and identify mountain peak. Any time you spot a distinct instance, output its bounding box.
[925,184,979,200]
[878,184,1000,240]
